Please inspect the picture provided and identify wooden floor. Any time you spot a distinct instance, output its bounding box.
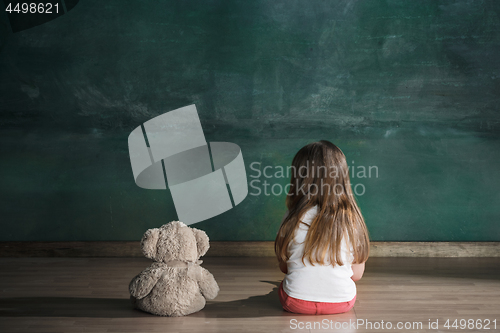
[0,257,499,332]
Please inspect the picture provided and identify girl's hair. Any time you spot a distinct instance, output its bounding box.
[275,140,369,266]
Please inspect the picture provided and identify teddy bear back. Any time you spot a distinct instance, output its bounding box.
[140,221,210,263]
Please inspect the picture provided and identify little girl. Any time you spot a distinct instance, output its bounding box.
[275,140,370,315]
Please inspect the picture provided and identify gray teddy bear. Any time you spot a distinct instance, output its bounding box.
[129,221,219,316]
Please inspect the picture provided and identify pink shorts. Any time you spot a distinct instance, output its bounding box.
[278,281,356,315]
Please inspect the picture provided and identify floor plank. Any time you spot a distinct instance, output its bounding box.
[0,257,499,332]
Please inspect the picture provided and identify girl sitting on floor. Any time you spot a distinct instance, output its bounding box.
[275,140,370,315]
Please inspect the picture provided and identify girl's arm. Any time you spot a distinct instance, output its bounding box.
[277,210,290,274]
[351,262,365,282]
[279,260,288,274]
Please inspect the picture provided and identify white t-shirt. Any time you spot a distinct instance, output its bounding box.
[282,206,357,302]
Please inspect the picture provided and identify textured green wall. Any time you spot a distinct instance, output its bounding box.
[1,0,499,241]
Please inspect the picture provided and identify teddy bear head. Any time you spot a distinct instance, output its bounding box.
[140,221,210,263]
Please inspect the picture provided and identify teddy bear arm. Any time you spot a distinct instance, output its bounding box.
[129,270,162,299]
[198,268,219,300]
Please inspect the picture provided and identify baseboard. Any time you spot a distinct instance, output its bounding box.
[0,241,499,258]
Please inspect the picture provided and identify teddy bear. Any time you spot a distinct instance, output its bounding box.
[129,221,219,316]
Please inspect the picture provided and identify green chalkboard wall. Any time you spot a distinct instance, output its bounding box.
[1,0,499,241]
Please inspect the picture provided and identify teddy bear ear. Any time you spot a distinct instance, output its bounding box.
[140,228,160,259]
[191,228,210,257]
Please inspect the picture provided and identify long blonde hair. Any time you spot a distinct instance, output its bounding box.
[275,140,370,266]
